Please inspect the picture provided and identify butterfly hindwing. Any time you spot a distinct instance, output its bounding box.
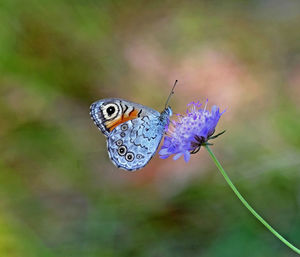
[107,114,165,171]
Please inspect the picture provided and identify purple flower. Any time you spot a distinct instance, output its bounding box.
[159,100,225,162]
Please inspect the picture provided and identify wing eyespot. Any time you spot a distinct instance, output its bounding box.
[121,124,128,131]
[118,145,127,156]
[136,154,144,159]
[116,139,123,146]
[107,106,115,115]
[125,152,134,162]
[102,103,119,120]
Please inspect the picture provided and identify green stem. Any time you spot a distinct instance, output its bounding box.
[205,145,300,255]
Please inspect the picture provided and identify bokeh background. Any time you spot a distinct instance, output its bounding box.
[1,0,300,256]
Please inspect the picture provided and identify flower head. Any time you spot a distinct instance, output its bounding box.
[159,100,225,162]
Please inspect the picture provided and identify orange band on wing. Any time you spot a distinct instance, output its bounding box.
[106,109,139,131]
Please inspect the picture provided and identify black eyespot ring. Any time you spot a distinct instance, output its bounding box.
[117,145,127,156]
[125,152,134,162]
[121,124,128,131]
[116,139,123,146]
[107,106,115,116]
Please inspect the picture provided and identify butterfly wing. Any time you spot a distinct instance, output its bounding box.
[90,98,170,171]
[107,114,168,171]
[90,98,159,137]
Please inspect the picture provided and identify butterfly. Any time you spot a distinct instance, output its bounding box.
[89,81,177,171]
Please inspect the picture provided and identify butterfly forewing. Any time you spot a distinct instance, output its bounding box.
[90,98,160,136]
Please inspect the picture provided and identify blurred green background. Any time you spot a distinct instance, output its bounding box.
[1,0,300,256]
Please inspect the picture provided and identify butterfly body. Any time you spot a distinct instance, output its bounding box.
[90,98,172,171]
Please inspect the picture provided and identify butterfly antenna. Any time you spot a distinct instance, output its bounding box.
[165,80,178,108]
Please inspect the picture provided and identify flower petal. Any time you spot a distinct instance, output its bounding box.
[159,155,170,159]
[183,151,190,162]
[159,148,170,155]
[173,153,182,160]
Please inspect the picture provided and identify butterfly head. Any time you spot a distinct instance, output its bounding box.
[164,106,172,117]
[160,106,172,123]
